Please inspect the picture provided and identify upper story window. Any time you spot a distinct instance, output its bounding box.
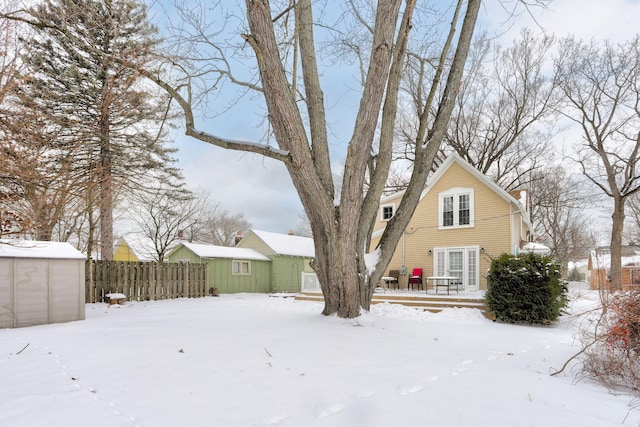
[439,188,474,229]
[381,204,395,221]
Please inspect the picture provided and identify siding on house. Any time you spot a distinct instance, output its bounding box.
[167,243,272,294]
[237,230,315,293]
[270,256,307,293]
[588,249,640,290]
[113,235,157,262]
[238,232,275,257]
[113,240,139,262]
[370,155,531,291]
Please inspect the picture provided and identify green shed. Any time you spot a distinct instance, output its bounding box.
[167,242,272,294]
[236,230,315,293]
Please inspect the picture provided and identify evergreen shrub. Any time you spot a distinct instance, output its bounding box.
[485,252,568,324]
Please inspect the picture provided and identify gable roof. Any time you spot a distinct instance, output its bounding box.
[178,242,270,261]
[381,153,530,226]
[247,229,315,257]
[0,239,85,260]
[115,234,157,262]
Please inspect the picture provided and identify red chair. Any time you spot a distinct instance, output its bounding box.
[408,268,423,290]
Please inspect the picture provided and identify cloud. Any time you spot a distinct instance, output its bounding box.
[481,0,640,43]
[176,137,303,234]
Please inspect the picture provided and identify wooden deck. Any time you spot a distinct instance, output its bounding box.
[295,290,491,318]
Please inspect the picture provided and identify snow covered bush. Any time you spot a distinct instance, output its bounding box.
[485,252,568,324]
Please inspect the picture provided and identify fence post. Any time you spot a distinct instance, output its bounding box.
[149,262,156,301]
[186,262,190,297]
[87,258,94,303]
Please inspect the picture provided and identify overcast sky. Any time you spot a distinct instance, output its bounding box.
[171,0,640,235]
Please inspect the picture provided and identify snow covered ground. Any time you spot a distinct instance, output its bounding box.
[1,285,638,427]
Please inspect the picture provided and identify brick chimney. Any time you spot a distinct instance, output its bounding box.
[234,231,243,245]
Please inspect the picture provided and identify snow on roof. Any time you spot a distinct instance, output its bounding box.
[251,229,315,257]
[0,240,85,260]
[181,242,271,261]
[522,242,551,255]
[590,251,640,269]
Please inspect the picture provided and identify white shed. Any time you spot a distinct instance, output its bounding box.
[0,240,86,328]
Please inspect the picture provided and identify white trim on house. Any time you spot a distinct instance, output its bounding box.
[232,259,251,275]
[380,202,396,221]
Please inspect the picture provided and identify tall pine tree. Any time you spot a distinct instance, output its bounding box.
[13,0,180,258]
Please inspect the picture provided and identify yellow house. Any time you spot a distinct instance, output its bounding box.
[113,235,156,262]
[370,153,532,291]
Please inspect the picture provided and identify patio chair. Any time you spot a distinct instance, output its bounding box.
[389,270,400,289]
[408,268,423,290]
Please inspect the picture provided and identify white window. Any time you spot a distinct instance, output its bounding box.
[380,203,395,221]
[438,188,474,229]
[433,246,480,291]
[232,260,251,275]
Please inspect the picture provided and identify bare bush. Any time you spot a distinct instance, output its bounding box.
[580,289,640,395]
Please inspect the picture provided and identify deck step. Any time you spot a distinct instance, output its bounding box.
[295,292,491,318]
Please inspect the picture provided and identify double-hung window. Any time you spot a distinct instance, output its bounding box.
[439,188,474,229]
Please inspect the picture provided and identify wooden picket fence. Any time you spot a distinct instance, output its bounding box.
[86,260,208,303]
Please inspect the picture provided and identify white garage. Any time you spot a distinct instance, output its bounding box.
[0,240,86,328]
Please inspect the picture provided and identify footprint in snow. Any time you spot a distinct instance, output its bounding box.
[314,403,346,418]
[347,391,375,400]
[451,367,468,375]
[397,385,423,395]
[261,414,288,425]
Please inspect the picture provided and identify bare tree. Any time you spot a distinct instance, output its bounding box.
[138,0,485,318]
[555,36,640,289]
[129,185,206,262]
[3,0,181,259]
[528,166,593,275]
[625,194,640,244]
[440,29,560,190]
[187,189,251,246]
[0,10,33,237]
[0,13,83,241]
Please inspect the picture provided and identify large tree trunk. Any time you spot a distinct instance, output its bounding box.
[609,196,625,290]
[246,0,480,318]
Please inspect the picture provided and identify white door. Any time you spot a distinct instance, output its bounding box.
[434,247,479,291]
[448,249,464,288]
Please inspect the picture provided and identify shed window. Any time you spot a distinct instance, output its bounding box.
[232,260,251,275]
